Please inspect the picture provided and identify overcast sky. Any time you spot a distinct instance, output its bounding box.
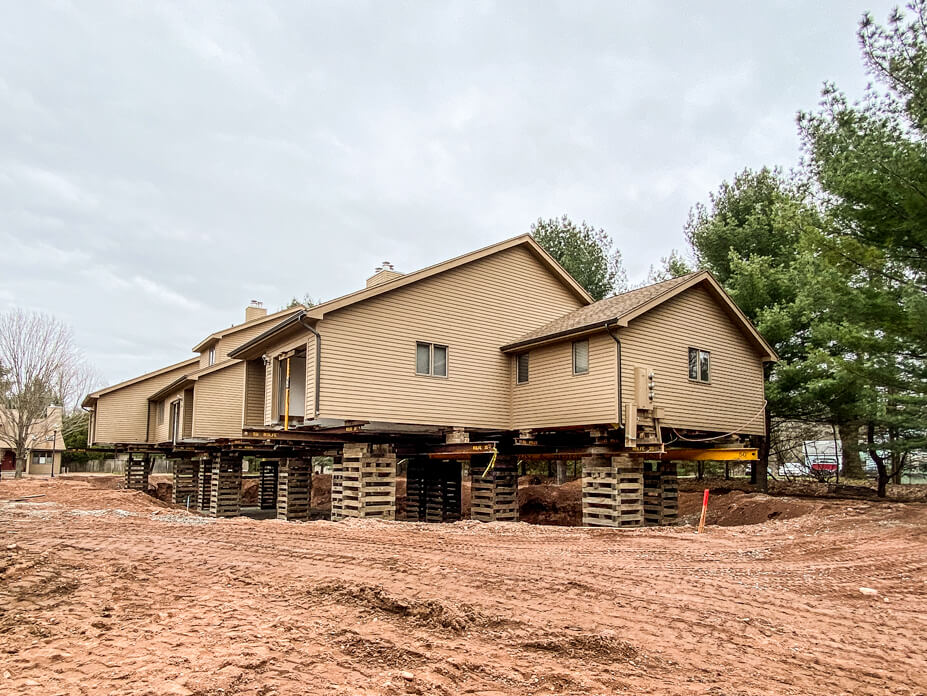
[0,0,898,386]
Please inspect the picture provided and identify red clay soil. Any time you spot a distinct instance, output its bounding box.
[2,476,926,695]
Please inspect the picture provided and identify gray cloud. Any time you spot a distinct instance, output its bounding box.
[0,0,896,384]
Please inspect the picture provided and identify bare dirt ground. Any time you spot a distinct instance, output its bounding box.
[2,477,926,696]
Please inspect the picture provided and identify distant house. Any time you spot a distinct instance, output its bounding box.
[0,406,67,476]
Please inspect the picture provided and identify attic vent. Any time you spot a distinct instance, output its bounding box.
[366,262,404,288]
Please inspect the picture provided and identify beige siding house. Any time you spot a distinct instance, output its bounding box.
[84,304,302,447]
[0,406,67,476]
[232,240,775,441]
[230,236,592,431]
[82,234,778,527]
[502,272,775,436]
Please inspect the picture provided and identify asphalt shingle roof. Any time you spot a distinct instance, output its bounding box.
[502,271,704,350]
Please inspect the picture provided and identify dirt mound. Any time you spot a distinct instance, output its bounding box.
[518,478,582,526]
[522,633,640,663]
[312,580,506,633]
[678,489,813,526]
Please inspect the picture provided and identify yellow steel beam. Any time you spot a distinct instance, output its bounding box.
[660,448,757,461]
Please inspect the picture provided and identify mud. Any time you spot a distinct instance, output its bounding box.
[1,476,925,695]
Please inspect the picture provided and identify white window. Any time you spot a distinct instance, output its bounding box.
[516,352,529,384]
[572,339,589,375]
[688,347,710,383]
[415,342,448,377]
[208,346,216,366]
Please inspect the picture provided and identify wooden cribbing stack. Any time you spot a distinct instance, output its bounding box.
[405,457,426,522]
[208,453,242,518]
[331,454,344,521]
[277,458,309,521]
[340,443,396,520]
[470,454,517,523]
[124,454,148,491]
[407,458,461,523]
[259,460,278,510]
[171,459,199,506]
[197,461,212,512]
[582,453,643,528]
[643,461,678,526]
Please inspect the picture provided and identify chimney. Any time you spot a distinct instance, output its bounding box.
[245,300,267,322]
[366,261,404,288]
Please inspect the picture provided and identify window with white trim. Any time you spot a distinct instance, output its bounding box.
[415,342,448,377]
[688,347,710,383]
[208,346,216,366]
[516,352,529,384]
[156,400,165,425]
[572,339,589,375]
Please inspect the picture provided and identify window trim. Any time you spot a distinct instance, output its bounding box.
[156,400,165,425]
[688,347,711,384]
[516,352,529,385]
[572,339,590,375]
[208,346,216,366]
[415,342,449,378]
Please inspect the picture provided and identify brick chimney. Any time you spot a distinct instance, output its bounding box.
[366,261,404,288]
[245,300,267,322]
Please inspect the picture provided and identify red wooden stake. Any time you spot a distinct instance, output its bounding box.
[697,488,710,534]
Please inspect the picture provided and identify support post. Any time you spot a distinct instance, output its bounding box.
[259,460,279,510]
[208,452,242,518]
[555,460,567,486]
[470,454,517,522]
[331,454,344,521]
[340,443,396,520]
[172,458,199,507]
[197,457,212,512]
[643,460,678,526]
[405,456,427,522]
[277,458,310,521]
[582,451,643,528]
[124,453,148,491]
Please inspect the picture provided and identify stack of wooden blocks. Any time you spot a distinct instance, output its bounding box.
[470,455,517,523]
[331,456,344,521]
[582,454,643,528]
[277,458,310,521]
[340,444,396,520]
[197,460,212,512]
[259,460,279,510]
[405,457,426,522]
[124,454,148,491]
[171,459,199,506]
[425,460,462,523]
[208,453,242,518]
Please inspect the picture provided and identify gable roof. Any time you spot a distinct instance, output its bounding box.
[229,234,593,360]
[192,306,304,353]
[500,270,778,361]
[147,359,239,402]
[81,356,200,407]
[304,234,592,320]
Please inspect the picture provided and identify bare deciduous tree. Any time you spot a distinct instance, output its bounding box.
[0,309,96,478]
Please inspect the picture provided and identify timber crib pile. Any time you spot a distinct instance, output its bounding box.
[209,454,242,518]
[582,454,644,528]
[124,455,148,491]
[340,443,396,520]
[470,456,518,522]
